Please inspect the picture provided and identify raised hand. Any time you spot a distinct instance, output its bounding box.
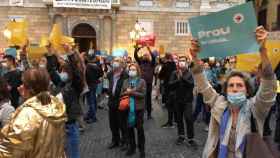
[255,26,268,49]
[189,39,200,60]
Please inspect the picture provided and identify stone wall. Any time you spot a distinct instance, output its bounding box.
[0,7,50,48]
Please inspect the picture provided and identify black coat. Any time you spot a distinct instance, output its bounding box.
[61,83,83,123]
[107,70,128,109]
[168,69,194,104]
[86,63,103,89]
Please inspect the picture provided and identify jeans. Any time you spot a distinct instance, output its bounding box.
[175,102,194,139]
[145,83,153,117]
[193,93,210,125]
[166,94,177,125]
[274,97,280,154]
[66,123,80,158]
[86,87,97,120]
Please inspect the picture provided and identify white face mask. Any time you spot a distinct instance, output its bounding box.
[178,61,187,68]
[1,62,7,67]
[112,62,120,69]
[39,64,46,68]
[59,72,69,82]
[128,70,137,77]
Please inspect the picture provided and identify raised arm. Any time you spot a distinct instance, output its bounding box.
[251,26,277,121]
[134,45,142,64]
[147,46,156,66]
[189,39,222,108]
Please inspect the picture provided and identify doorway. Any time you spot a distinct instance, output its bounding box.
[72,23,96,53]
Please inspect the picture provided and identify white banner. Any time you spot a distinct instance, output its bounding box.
[9,0,24,6]
[53,0,111,9]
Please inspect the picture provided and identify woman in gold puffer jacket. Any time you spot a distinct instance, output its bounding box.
[0,68,67,158]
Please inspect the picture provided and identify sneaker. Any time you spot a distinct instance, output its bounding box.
[204,126,209,132]
[85,118,98,124]
[125,148,136,156]
[79,127,85,133]
[139,151,145,158]
[188,139,198,150]
[147,115,153,120]
[161,123,175,129]
[175,137,185,145]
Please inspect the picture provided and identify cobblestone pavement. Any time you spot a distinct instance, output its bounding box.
[80,96,208,158]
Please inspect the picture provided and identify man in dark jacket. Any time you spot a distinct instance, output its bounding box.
[85,55,103,123]
[158,53,177,128]
[3,55,22,108]
[107,57,128,149]
[169,56,197,147]
[134,44,156,119]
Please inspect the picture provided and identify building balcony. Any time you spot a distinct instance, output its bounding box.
[43,0,120,8]
[112,0,121,8]
[42,0,52,5]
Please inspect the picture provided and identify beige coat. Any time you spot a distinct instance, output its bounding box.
[192,64,277,158]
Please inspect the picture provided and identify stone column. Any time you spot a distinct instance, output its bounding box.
[200,0,211,9]
[111,12,117,54]
[98,15,104,50]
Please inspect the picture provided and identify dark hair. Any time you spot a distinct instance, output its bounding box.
[179,56,188,61]
[222,71,254,98]
[22,68,51,105]
[0,77,10,102]
[67,53,85,94]
[4,55,16,66]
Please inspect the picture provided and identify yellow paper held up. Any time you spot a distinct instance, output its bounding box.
[236,40,280,72]
[39,35,50,47]
[4,20,28,47]
[277,81,280,93]
[49,24,75,53]
[27,46,47,60]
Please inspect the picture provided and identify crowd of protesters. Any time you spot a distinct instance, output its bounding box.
[0,26,279,158]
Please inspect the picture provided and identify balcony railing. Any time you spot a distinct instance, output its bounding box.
[42,0,52,5]
[112,0,120,5]
[43,0,120,7]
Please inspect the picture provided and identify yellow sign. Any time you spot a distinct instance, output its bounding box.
[3,20,28,46]
[27,46,47,60]
[236,40,280,72]
[39,35,50,47]
[277,80,280,93]
[49,24,75,53]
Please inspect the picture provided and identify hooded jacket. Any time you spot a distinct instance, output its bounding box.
[0,95,67,158]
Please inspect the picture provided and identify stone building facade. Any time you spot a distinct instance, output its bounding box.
[250,0,280,31]
[0,0,245,55]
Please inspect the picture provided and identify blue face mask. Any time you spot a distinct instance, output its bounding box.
[59,72,69,82]
[112,62,120,69]
[227,92,247,108]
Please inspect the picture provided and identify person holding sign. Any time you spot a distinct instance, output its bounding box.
[189,26,277,158]
[134,44,156,120]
